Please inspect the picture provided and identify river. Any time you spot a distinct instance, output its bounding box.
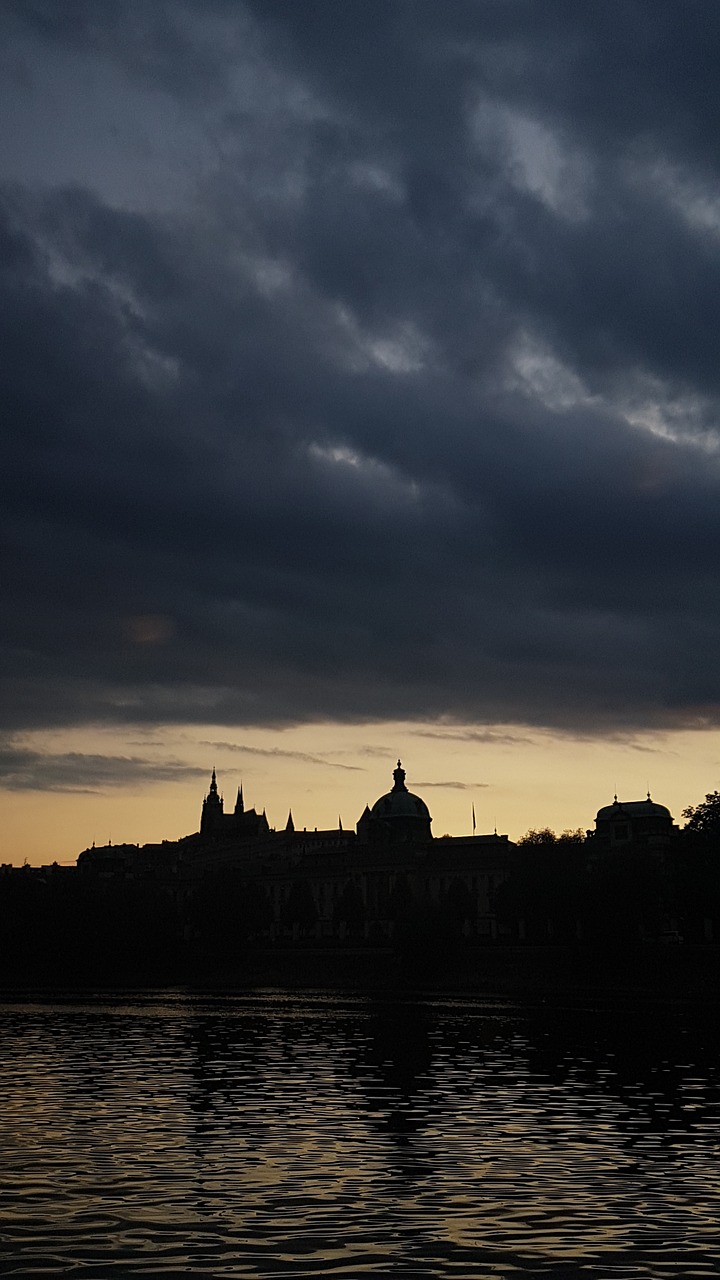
[1,988,719,1276]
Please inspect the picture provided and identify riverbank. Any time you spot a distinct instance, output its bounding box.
[3,942,720,999]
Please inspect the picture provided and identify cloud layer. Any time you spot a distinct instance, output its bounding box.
[0,741,207,792]
[3,1,720,736]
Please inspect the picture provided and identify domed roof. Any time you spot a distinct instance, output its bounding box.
[596,795,672,821]
[370,761,431,822]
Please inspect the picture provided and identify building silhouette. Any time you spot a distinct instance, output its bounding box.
[591,794,677,856]
[4,765,715,978]
[200,769,270,841]
[78,761,513,944]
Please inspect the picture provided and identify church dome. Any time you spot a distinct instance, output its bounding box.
[370,761,431,823]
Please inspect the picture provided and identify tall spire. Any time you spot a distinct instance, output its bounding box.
[235,783,244,814]
[200,766,224,835]
[285,809,295,833]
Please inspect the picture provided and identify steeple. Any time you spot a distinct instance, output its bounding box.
[200,767,224,836]
[285,809,295,833]
[235,783,244,815]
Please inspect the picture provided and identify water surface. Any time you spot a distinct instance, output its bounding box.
[1,989,719,1277]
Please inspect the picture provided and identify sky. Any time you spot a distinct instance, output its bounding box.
[4,1,720,863]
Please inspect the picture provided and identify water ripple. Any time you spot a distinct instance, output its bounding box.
[0,991,719,1276]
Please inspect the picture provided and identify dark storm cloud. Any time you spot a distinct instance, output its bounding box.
[3,1,720,737]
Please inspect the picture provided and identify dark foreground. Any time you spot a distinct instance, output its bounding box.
[4,941,720,999]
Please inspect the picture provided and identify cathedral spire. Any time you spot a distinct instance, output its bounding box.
[201,766,224,836]
[235,783,244,814]
[286,809,295,833]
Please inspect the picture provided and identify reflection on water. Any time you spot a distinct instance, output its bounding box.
[1,990,720,1276]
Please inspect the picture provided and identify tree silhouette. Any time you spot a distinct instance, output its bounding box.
[682,791,720,836]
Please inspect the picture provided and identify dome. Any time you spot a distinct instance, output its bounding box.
[356,761,433,845]
[370,761,431,823]
[596,796,671,822]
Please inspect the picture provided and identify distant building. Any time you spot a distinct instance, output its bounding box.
[590,793,677,858]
